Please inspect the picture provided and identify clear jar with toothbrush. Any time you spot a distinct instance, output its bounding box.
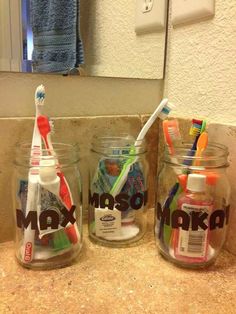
[88,134,149,246]
[155,143,231,268]
[13,143,83,269]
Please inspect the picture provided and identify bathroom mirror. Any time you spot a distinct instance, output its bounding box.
[0,0,168,79]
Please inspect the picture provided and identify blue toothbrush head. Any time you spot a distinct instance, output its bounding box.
[35,84,45,107]
[158,101,175,120]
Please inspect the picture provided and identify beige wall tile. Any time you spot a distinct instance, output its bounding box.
[0,72,163,118]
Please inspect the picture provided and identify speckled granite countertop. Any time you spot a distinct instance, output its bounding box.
[0,210,236,314]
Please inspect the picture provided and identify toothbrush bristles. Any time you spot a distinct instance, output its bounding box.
[168,126,181,140]
[35,84,45,106]
[49,120,54,134]
[189,119,203,136]
[192,119,203,125]
[159,102,175,120]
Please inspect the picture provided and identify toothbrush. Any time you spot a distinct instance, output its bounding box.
[159,120,183,247]
[189,119,206,150]
[37,115,79,245]
[183,119,206,166]
[162,119,183,173]
[110,99,175,197]
[22,85,45,263]
[158,182,179,243]
[37,115,54,154]
[37,115,73,207]
[194,132,208,166]
[38,159,74,250]
[162,119,207,247]
[162,119,182,155]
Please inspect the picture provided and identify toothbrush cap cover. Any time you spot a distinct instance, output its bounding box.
[187,174,206,193]
[39,159,58,184]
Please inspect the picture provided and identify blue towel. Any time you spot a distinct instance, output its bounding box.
[30,0,84,73]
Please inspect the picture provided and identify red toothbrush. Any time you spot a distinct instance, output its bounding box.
[37,115,79,244]
[37,115,52,153]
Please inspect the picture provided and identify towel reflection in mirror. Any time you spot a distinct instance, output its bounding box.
[30,0,84,73]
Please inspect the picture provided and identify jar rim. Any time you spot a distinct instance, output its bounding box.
[14,142,80,167]
[16,141,79,153]
[163,142,229,168]
[91,133,147,156]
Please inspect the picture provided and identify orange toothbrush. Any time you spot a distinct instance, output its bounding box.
[194,132,208,166]
[162,119,182,155]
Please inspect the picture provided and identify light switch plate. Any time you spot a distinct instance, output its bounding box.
[135,0,167,34]
[172,0,215,26]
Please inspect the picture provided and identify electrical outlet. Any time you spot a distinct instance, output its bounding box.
[172,0,215,26]
[142,0,154,13]
[135,0,167,34]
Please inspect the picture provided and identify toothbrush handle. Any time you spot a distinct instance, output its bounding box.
[110,157,138,197]
[159,183,179,244]
[41,133,80,245]
[22,180,38,263]
[57,172,80,244]
[183,136,200,166]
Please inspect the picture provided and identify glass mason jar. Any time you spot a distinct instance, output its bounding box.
[88,134,149,247]
[13,143,82,269]
[155,143,231,268]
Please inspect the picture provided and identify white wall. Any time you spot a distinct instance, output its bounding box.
[164,0,236,124]
[80,0,167,79]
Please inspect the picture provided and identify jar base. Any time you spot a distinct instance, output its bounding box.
[100,224,140,241]
[158,246,217,269]
[16,243,83,270]
[89,225,146,248]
